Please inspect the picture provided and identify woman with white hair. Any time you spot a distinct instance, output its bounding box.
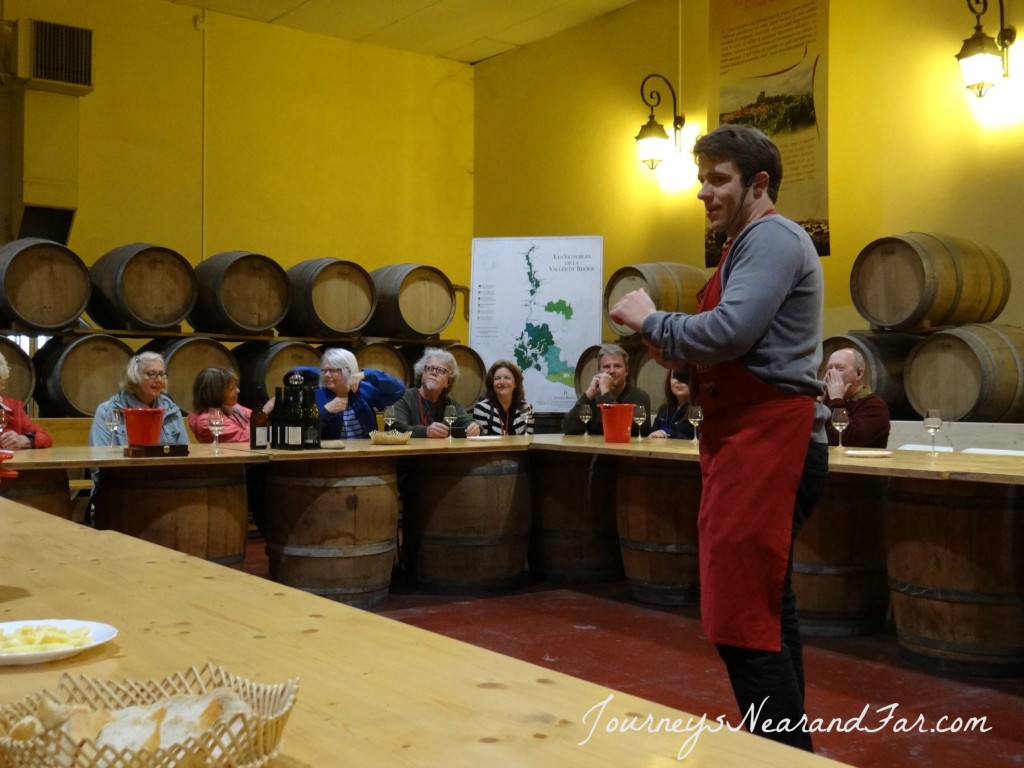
[89,351,188,447]
[0,350,52,449]
[313,347,405,439]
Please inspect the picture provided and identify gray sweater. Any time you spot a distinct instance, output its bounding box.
[641,214,824,397]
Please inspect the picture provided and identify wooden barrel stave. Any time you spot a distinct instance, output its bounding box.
[0,469,72,519]
[529,452,622,583]
[886,477,1024,675]
[94,465,248,567]
[32,335,134,417]
[603,263,711,339]
[793,474,890,636]
[0,238,91,332]
[278,257,377,337]
[366,264,455,339]
[88,243,197,330]
[409,453,531,593]
[616,458,700,605]
[264,458,399,608]
[141,337,238,407]
[189,251,291,334]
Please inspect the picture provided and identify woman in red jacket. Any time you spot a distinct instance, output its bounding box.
[0,351,53,450]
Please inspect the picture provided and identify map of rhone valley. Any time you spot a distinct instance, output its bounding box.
[470,237,603,413]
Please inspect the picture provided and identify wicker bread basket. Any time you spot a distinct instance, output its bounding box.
[0,664,299,768]
[369,430,412,445]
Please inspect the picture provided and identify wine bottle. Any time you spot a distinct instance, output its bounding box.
[270,386,284,449]
[284,387,303,450]
[250,400,269,449]
[302,387,321,449]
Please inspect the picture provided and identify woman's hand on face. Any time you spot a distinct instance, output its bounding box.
[324,396,348,414]
[347,371,365,393]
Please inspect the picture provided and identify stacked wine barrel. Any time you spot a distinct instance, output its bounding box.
[845,231,1016,422]
[0,238,485,414]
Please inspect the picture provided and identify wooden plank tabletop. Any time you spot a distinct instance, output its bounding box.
[0,500,848,767]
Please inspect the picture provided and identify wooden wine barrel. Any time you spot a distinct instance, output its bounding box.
[616,458,700,605]
[365,264,455,339]
[32,335,134,417]
[0,238,91,331]
[793,474,890,636]
[631,346,669,416]
[886,477,1024,675]
[407,453,531,593]
[603,262,712,339]
[0,469,72,519]
[93,464,248,568]
[529,452,622,583]
[903,323,1024,421]
[264,457,399,608]
[821,333,922,418]
[233,340,320,407]
[141,337,238,408]
[188,251,290,334]
[573,345,602,396]
[0,336,35,403]
[850,233,1010,331]
[352,341,410,385]
[277,257,377,337]
[88,243,197,330]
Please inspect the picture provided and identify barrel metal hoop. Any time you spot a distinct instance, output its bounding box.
[267,475,395,487]
[794,561,886,576]
[301,583,390,598]
[267,540,396,557]
[104,475,241,489]
[419,532,530,547]
[207,551,245,566]
[889,578,1024,604]
[899,631,1024,658]
[618,537,697,555]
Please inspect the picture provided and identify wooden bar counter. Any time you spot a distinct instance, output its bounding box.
[0,500,846,767]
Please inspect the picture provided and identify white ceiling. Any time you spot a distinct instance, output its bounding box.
[158,0,639,64]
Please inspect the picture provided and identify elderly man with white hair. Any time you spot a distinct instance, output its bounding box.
[822,347,891,448]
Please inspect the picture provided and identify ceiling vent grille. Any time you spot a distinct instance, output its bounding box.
[10,18,94,94]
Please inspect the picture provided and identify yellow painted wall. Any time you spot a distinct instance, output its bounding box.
[475,0,1024,339]
[2,0,474,341]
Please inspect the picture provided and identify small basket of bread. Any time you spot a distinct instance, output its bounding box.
[0,663,299,768]
[369,429,412,445]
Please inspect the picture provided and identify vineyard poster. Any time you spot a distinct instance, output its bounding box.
[708,0,830,265]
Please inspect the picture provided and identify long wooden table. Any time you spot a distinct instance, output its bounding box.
[0,499,847,766]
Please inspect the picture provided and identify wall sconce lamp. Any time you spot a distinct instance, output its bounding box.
[956,0,1016,97]
[635,74,685,170]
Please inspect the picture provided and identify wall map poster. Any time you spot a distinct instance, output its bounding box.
[469,236,602,413]
[709,0,830,265]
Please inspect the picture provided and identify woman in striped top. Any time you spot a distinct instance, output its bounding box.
[472,360,534,436]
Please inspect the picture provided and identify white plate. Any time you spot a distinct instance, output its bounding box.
[466,435,504,441]
[0,619,118,666]
[843,449,893,458]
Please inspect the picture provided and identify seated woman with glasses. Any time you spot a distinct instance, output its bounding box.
[310,348,406,440]
[392,348,481,438]
[89,351,189,448]
[188,367,252,443]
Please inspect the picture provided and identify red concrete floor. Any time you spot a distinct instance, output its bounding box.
[244,539,1024,767]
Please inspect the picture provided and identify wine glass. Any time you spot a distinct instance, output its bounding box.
[579,404,592,437]
[633,405,647,441]
[207,408,226,455]
[686,404,703,444]
[923,409,943,454]
[831,407,850,450]
[104,408,123,450]
[443,404,458,443]
[383,405,396,431]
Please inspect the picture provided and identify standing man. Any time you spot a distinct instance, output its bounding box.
[610,124,828,752]
[561,343,651,436]
[822,348,891,448]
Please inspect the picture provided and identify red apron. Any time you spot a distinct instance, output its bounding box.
[694,253,814,651]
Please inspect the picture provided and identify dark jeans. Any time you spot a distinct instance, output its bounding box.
[716,439,828,752]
